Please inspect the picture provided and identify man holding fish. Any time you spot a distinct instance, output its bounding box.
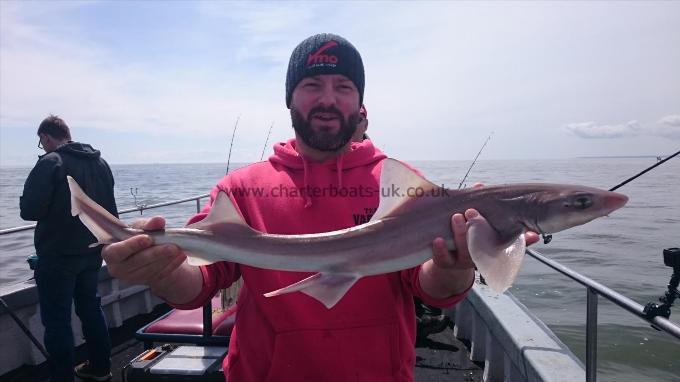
[95,33,620,381]
[101,33,492,381]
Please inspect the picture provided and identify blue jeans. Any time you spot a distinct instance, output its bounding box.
[35,254,111,382]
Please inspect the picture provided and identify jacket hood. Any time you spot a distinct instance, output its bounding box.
[268,138,386,208]
[54,142,101,159]
[269,138,385,170]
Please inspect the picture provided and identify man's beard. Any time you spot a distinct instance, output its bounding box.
[291,106,359,152]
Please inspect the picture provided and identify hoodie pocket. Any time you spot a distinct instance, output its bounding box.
[265,323,401,382]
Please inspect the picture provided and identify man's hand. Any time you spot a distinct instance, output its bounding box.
[102,216,202,304]
[420,209,540,299]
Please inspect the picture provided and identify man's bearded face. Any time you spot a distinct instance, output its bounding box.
[291,105,360,152]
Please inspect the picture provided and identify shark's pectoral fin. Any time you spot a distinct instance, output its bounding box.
[263,273,360,309]
[467,218,526,293]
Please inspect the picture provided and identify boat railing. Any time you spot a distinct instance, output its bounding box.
[0,193,211,236]
[2,194,680,382]
[525,248,680,382]
[0,194,218,372]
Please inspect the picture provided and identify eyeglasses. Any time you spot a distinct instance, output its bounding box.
[38,138,43,150]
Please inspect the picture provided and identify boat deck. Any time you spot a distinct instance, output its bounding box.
[2,305,171,382]
[415,328,483,381]
[1,305,483,382]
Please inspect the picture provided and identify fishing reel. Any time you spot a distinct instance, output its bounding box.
[643,247,680,323]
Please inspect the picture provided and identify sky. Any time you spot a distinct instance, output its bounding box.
[1,1,679,166]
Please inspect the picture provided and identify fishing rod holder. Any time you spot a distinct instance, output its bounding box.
[130,187,147,213]
[643,247,680,324]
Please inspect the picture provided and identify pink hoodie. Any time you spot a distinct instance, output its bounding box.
[174,139,470,382]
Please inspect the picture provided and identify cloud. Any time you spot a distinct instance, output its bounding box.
[563,121,641,139]
[0,3,288,138]
[2,2,680,165]
[195,2,317,67]
[0,4,296,166]
[564,116,680,141]
[654,114,680,139]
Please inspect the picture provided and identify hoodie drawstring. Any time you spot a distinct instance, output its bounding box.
[301,156,312,208]
[336,155,344,189]
[301,154,345,208]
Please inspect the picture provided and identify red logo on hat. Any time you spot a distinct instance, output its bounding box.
[307,41,339,66]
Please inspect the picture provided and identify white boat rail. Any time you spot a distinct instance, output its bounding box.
[525,248,680,382]
[0,193,211,236]
[0,193,213,375]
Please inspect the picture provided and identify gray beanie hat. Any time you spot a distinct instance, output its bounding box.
[285,33,365,108]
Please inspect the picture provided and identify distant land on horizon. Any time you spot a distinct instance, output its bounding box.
[0,152,680,168]
[1,154,678,168]
[576,154,677,159]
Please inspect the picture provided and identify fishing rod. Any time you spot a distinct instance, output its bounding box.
[0,296,49,359]
[610,149,680,323]
[260,122,274,161]
[541,148,680,244]
[225,115,241,175]
[129,187,147,214]
[220,115,241,310]
[458,132,493,189]
[219,119,275,311]
[609,149,680,192]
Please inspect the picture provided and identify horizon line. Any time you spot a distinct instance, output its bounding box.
[1,155,675,169]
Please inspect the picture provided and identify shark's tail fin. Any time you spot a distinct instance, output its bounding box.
[67,176,131,247]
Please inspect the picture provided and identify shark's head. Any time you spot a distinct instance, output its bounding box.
[519,185,628,235]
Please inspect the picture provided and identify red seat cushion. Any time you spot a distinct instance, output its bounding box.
[144,297,237,336]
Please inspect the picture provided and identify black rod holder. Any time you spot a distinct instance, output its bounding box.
[643,248,680,325]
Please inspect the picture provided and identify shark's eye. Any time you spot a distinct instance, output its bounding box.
[574,195,593,209]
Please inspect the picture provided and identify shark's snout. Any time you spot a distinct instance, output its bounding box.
[605,191,629,212]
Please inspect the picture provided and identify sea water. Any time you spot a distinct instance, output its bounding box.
[1,158,678,381]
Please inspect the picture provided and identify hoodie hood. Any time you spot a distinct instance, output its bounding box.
[269,138,384,170]
[269,138,386,208]
[54,142,101,159]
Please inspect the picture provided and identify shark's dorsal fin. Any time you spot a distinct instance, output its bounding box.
[370,158,443,221]
[186,191,249,230]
